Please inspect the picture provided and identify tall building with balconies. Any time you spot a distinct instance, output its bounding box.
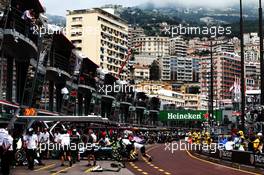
[200,52,241,103]
[184,93,200,110]
[169,37,187,57]
[157,89,185,110]
[133,64,150,82]
[170,56,193,82]
[192,57,200,82]
[128,25,145,48]
[66,8,129,80]
[245,62,260,90]
[245,50,259,62]
[159,56,171,81]
[134,54,157,66]
[132,36,169,57]
[215,42,235,53]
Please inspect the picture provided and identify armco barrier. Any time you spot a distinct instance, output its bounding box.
[231,150,252,165]
[194,145,264,168]
[253,153,264,168]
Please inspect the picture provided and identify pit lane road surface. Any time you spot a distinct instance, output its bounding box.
[11,160,134,175]
[127,144,260,175]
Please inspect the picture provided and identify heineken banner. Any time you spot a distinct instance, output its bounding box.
[159,110,222,122]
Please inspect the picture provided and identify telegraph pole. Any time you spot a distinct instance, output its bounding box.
[240,0,245,131]
[210,40,214,130]
[259,0,264,105]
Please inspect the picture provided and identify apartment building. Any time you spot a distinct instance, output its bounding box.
[192,57,200,82]
[169,37,187,57]
[200,52,241,102]
[134,81,172,94]
[184,93,200,110]
[157,89,185,110]
[133,64,150,81]
[157,89,200,110]
[159,56,171,81]
[199,95,218,110]
[128,25,145,48]
[215,42,235,53]
[132,36,170,57]
[245,50,259,62]
[66,8,129,80]
[244,33,260,45]
[245,62,260,90]
[170,56,193,82]
[134,54,157,66]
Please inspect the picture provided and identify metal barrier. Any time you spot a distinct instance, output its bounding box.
[195,146,264,168]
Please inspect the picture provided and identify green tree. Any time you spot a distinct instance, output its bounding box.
[149,60,160,81]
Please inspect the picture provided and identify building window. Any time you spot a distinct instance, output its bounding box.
[71,24,82,28]
[72,17,83,22]
[71,40,82,44]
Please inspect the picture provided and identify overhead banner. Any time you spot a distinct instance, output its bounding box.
[159,110,222,122]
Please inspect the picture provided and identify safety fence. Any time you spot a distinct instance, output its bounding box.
[194,147,264,168]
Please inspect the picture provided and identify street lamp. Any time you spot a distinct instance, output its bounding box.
[240,0,246,131]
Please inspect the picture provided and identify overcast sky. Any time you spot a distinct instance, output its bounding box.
[43,0,257,16]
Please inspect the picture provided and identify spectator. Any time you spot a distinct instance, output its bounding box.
[70,129,80,164]
[98,131,110,147]
[1,129,13,175]
[233,131,244,151]
[132,136,152,162]
[54,129,61,143]
[21,9,35,23]
[23,128,38,170]
[253,133,263,153]
[248,136,255,152]
[42,128,50,159]
[225,137,234,151]
[35,130,44,166]
[83,129,96,167]
[59,129,72,167]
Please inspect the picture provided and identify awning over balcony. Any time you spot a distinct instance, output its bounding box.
[50,33,76,75]
[104,73,117,85]
[82,58,99,74]
[12,0,45,14]
[52,34,75,53]
[78,57,98,92]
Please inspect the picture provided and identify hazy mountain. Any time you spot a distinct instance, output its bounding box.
[133,2,258,24]
[118,3,260,36]
[46,14,66,26]
[45,3,260,37]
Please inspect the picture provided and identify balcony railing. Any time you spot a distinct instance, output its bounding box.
[1,7,39,46]
[50,52,75,75]
[117,93,134,104]
[79,74,96,89]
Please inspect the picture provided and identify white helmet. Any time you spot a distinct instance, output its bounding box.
[257,133,263,137]
[0,128,8,134]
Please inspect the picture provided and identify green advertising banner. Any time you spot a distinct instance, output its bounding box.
[159,110,222,122]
